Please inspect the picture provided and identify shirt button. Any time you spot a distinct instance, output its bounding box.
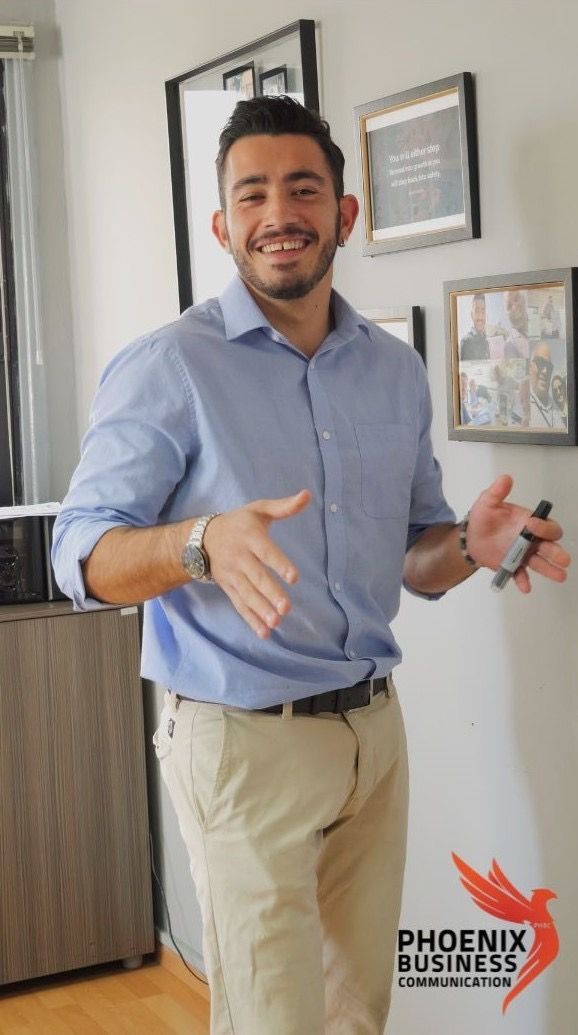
[349,649,357,658]
[334,581,341,592]
[330,503,338,513]
[322,430,331,440]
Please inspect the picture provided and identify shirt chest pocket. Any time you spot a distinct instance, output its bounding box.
[354,421,416,519]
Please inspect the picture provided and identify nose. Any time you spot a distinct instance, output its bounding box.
[262,187,299,230]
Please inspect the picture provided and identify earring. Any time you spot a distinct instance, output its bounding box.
[338,238,346,248]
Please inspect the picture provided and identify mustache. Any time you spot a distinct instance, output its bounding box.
[249,225,318,250]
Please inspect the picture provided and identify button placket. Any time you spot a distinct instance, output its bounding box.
[307,358,348,613]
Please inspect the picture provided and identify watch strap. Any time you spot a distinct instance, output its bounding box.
[182,513,220,580]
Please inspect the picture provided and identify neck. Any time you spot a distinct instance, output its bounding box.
[243,271,333,358]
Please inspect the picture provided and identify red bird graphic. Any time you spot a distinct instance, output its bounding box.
[452,853,559,1013]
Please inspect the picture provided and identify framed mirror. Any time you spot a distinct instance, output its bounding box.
[166,20,320,311]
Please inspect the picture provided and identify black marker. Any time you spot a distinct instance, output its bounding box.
[491,500,553,592]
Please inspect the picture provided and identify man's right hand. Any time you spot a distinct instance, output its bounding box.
[203,489,312,639]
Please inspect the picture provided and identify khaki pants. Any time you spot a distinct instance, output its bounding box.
[153,679,408,1035]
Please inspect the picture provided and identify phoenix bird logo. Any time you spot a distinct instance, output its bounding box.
[452,853,559,1014]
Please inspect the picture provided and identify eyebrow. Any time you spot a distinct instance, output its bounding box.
[230,168,326,194]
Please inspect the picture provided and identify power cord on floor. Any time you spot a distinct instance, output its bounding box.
[149,829,209,986]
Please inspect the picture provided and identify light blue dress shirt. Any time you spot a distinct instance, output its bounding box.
[52,275,455,708]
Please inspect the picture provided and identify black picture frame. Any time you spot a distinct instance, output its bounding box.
[222,62,256,99]
[445,268,577,445]
[166,20,320,312]
[259,65,288,96]
[354,72,480,257]
[359,306,425,363]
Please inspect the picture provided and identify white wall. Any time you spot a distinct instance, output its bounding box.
[52,1,578,1031]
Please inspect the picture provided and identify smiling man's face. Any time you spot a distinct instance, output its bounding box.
[212,134,357,302]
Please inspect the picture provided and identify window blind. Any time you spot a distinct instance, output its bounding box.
[0,26,34,60]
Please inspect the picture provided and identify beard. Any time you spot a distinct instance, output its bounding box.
[228,214,341,301]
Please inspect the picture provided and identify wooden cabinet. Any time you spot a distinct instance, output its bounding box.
[0,602,155,984]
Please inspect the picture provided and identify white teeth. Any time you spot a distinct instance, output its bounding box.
[261,240,306,253]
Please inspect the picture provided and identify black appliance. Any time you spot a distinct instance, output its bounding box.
[0,515,66,603]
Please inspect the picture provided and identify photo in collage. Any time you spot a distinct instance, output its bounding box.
[455,283,568,432]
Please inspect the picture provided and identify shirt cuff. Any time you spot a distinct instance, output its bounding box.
[51,518,124,611]
[402,575,446,602]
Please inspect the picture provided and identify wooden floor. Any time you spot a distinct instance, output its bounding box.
[0,950,210,1034]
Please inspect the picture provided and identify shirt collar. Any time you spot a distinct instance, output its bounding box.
[218,274,370,349]
[219,275,271,340]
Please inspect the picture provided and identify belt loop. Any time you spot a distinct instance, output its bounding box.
[369,676,375,699]
[282,701,293,720]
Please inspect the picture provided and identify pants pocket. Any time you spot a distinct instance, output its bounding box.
[189,705,229,830]
[152,694,176,760]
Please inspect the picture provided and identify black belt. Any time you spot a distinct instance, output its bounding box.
[259,676,389,716]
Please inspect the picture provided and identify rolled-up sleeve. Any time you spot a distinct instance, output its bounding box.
[403,354,456,599]
[51,334,197,608]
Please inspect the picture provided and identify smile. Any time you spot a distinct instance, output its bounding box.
[258,239,309,254]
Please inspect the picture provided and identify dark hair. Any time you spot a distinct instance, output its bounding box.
[215,96,345,206]
[472,292,486,305]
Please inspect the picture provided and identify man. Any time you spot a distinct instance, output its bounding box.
[504,289,530,358]
[540,294,561,338]
[551,374,567,425]
[529,341,566,429]
[459,370,471,423]
[459,292,490,360]
[52,98,569,1035]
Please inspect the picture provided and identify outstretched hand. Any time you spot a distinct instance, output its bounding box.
[203,489,312,637]
[466,475,571,593]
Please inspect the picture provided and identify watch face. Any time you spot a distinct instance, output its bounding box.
[182,543,206,579]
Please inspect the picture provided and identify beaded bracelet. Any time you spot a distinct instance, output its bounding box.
[459,511,478,566]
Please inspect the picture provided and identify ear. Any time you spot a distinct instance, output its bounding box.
[212,209,230,252]
[338,193,359,244]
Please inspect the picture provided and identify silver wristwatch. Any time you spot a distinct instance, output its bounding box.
[181,514,220,582]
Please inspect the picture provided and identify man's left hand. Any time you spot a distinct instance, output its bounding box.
[466,474,571,593]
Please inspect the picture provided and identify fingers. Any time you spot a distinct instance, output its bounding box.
[524,516,563,542]
[512,567,532,593]
[532,538,571,568]
[510,545,569,593]
[527,549,569,583]
[483,473,514,505]
[251,534,299,585]
[510,529,571,592]
[213,545,296,638]
[225,552,296,639]
[226,573,289,639]
[204,501,307,638]
[250,489,312,522]
[241,553,294,614]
